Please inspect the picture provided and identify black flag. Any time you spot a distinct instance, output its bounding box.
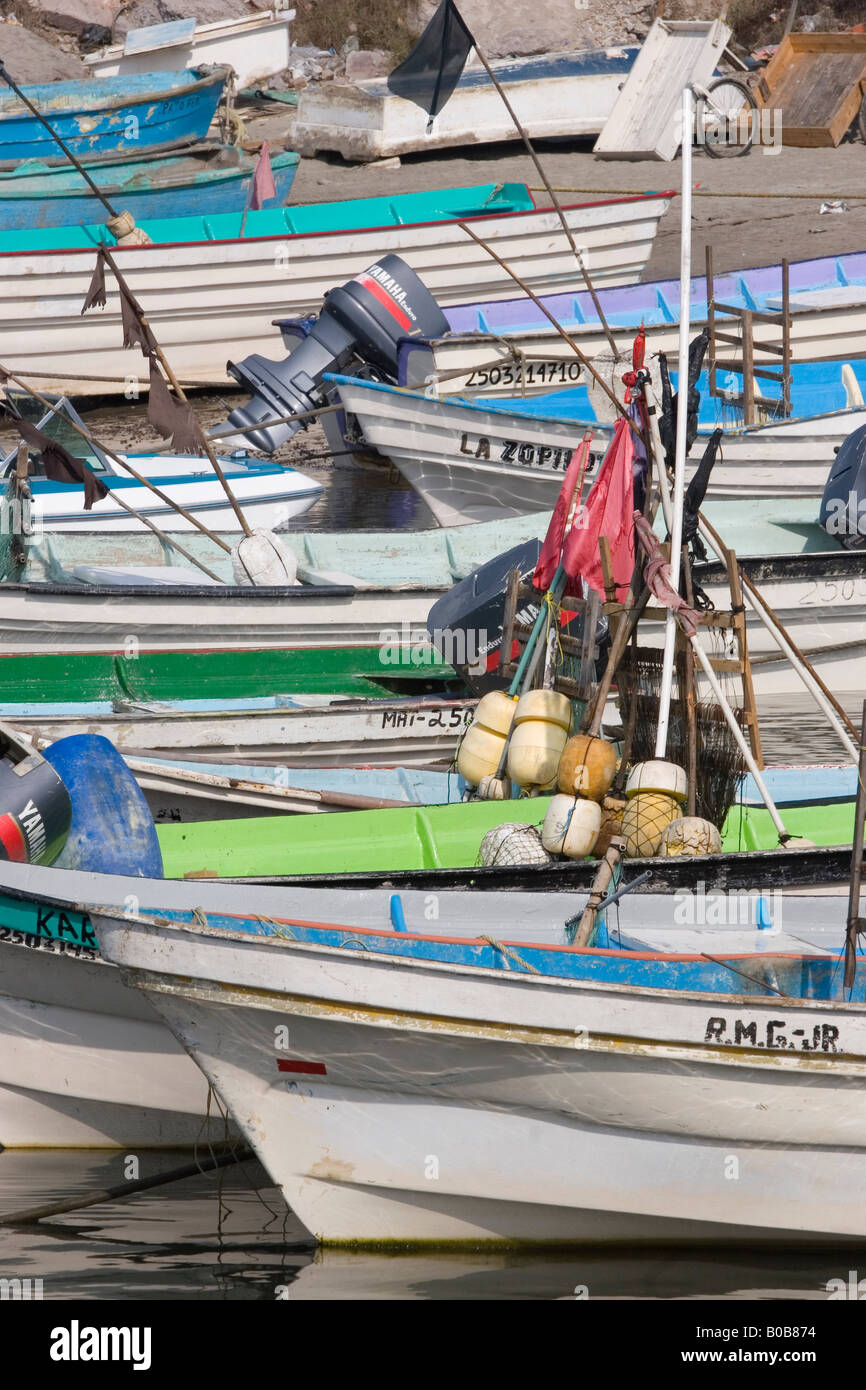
[387,0,474,128]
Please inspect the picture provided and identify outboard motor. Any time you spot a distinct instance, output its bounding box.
[819,422,866,549]
[0,724,71,865]
[223,254,450,454]
[427,541,608,696]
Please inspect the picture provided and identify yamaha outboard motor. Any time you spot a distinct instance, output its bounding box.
[819,422,866,549]
[0,724,71,865]
[223,254,450,454]
[427,541,608,696]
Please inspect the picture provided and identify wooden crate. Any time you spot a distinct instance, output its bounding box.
[756,33,866,147]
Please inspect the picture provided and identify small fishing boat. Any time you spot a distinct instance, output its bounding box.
[293,47,640,161]
[432,253,866,394]
[93,890,866,1244]
[10,696,477,768]
[150,785,856,884]
[0,67,231,163]
[123,759,467,822]
[1,397,321,531]
[0,144,299,233]
[0,857,848,1149]
[0,189,671,395]
[0,509,549,654]
[85,11,294,91]
[330,372,866,520]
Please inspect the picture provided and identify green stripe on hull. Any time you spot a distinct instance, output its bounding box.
[0,645,454,705]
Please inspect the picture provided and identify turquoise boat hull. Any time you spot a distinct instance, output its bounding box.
[0,67,228,162]
[0,145,299,231]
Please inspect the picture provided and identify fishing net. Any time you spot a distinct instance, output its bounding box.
[615,644,746,829]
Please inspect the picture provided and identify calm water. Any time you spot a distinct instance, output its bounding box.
[0,1151,858,1301]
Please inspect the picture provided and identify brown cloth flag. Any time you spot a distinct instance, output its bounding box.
[81,246,108,314]
[146,361,202,454]
[120,291,156,356]
[5,414,109,510]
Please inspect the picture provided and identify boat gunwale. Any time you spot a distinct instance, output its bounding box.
[90,903,866,1016]
[0,189,674,259]
[0,64,231,125]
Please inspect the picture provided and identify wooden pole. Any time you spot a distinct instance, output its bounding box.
[845,700,866,989]
[100,247,253,537]
[472,46,621,361]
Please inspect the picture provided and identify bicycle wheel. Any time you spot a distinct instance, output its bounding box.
[697,76,758,158]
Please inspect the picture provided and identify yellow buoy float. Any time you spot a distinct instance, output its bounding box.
[507,689,572,791]
[621,792,682,858]
[455,691,517,786]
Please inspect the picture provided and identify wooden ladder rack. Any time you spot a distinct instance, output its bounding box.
[706,244,792,426]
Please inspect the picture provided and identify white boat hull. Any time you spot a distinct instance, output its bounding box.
[96,911,866,1245]
[0,932,232,1148]
[0,585,437,656]
[84,10,294,90]
[25,456,322,533]
[0,196,670,395]
[335,376,862,525]
[13,697,478,767]
[293,48,638,161]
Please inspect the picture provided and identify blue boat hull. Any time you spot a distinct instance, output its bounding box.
[0,67,228,161]
[0,149,299,231]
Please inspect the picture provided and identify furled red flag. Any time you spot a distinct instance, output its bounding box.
[387,0,474,130]
[248,142,276,212]
[560,416,636,601]
[532,431,594,592]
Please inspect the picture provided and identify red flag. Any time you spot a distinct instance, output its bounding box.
[248,142,276,211]
[561,416,635,601]
[532,432,593,592]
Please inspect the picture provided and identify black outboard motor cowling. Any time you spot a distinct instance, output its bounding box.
[819,422,866,549]
[0,726,71,865]
[223,254,450,454]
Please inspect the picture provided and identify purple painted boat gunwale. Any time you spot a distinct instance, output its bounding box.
[442,250,866,335]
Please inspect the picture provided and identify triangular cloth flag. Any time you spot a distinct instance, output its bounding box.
[4,414,108,510]
[146,362,202,454]
[533,431,594,592]
[561,416,635,601]
[387,0,474,127]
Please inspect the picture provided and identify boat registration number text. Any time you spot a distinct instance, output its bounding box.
[381,707,472,730]
[462,361,582,390]
[704,1015,840,1052]
[0,924,98,960]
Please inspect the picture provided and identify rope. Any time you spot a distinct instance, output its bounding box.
[529,185,866,201]
[480,935,541,974]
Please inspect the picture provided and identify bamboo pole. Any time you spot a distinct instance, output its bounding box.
[100,247,253,537]
[0,363,230,570]
[471,46,621,360]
